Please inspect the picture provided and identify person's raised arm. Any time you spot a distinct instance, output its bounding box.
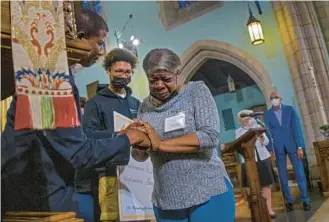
[38,125,149,169]
[130,105,150,162]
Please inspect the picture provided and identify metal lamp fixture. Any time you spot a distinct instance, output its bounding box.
[227,75,236,92]
[247,4,264,46]
[114,14,141,56]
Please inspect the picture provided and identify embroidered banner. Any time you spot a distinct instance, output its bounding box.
[10,1,80,130]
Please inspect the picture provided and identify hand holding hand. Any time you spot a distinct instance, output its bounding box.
[117,122,142,136]
[124,128,151,148]
[132,120,162,151]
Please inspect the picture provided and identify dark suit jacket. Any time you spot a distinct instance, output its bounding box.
[264,104,305,155]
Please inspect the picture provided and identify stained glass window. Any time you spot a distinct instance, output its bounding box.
[177,1,196,8]
[82,0,103,16]
[222,108,236,131]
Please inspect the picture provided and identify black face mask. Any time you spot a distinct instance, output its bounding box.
[111,76,131,89]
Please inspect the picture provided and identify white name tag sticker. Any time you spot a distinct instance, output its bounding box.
[164,112,186,133]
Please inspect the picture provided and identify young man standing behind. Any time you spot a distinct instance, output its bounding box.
[82,48,140,222]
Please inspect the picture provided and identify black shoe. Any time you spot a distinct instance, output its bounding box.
[270,213,277,219]
[303,202,311,211]
[286,202,294,212]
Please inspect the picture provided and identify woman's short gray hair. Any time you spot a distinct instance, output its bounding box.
[237,110,253,125]
[142,48,181,75]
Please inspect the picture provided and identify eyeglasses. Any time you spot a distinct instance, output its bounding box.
[111,67,134,77]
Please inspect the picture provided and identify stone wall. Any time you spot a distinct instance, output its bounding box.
[272,1,329,179]
[313,1,329,56]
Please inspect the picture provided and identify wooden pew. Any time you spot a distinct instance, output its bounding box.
[314,139,329,196]
[3,212,83,222]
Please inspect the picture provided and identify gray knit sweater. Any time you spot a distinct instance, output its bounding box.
[137,81,231,210]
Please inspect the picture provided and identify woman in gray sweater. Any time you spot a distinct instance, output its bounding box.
[132,48,235,222]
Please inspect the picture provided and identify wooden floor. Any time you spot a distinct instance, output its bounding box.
[307,197,329,222]
[235,190,285,219]
[237,192,327,222]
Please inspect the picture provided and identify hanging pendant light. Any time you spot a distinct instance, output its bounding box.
[247,4,264,45]
[114,14,141,56]
[227,75,236,93]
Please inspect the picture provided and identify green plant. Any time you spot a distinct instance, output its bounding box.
[320,124,329,131]
[320,124,329,139]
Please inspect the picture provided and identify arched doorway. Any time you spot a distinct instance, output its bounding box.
[179,40,274,105]
[187,58,267,144]
[179,41,274,202]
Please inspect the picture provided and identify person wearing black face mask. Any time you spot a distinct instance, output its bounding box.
[79,48,140,222]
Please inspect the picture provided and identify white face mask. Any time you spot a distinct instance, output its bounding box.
[271,98,281,106]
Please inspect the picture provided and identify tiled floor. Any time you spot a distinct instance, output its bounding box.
[236,193,327,222]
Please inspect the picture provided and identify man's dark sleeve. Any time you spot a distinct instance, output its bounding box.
[4,96,131,170]
[82,99,114,139]
[1,97,37,171]
[40,127,130,169]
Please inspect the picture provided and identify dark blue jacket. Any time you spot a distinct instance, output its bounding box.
[82,86,140,177]
[1,83,131,214]
[83,86,140,136]
[74,86,140,193]
[264,104,305,154]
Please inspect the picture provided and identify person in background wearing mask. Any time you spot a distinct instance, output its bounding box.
[82,48,140,222]
[235,110,276,218]
[264,91,311,212]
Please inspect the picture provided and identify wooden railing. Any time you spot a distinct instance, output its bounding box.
[314,139,329,196]
[3,212,83,222]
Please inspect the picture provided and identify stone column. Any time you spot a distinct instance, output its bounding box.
[272,1,329,178]
[313,1,329,55]
[295,2,329,118]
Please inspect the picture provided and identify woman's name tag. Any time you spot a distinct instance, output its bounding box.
[164,112,186,133]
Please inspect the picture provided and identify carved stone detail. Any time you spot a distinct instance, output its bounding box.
[63,1,77,39]
[319,147,329,161]
[179,40,275,105]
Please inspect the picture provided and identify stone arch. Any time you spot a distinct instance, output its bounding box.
[179,40,274,105]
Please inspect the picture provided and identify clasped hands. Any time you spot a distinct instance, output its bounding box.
[121,120,161,151]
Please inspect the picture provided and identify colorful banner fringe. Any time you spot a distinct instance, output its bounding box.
[10,1,80,130]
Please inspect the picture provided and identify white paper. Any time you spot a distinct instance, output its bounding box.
[114,111,155,221]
